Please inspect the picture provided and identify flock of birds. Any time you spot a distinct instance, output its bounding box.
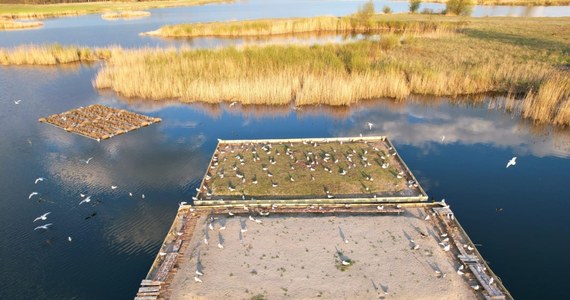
[195,137,409,200]
[193,212,269,283]
[402,204,496,292]
[29,156,147,243]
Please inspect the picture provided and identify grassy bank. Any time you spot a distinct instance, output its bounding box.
[0,44,113,65]
[421,0,570,5]
[0,19,42,30]
[101,11,151,20]
[0,0,229,20]
[148,15,464,37]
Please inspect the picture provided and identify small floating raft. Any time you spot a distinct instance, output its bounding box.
[38,104,161,141]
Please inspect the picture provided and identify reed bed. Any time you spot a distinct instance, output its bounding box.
[101,11,151,20]
[1,14,567,126]
[95,15,570,126]
[0,44,113,65]
[148,15,464,37]
[0,19,42,30]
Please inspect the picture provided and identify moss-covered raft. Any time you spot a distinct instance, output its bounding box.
[39,104,161,141]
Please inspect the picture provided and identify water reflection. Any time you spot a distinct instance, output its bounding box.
[154,32,374,48]
[2,60,570,298]
[1,0,568,48]
[111,93,570,158]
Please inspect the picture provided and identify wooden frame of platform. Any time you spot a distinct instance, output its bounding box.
[135,136,511,300]
[39,104,161,141]
[138,202,512,300]
[194,136,428,206]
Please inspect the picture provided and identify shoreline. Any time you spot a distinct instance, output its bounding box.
[0,0,231,20]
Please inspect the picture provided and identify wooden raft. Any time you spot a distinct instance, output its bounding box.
[39,104,161,141]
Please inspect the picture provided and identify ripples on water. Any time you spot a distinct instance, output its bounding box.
[1,0,569,299]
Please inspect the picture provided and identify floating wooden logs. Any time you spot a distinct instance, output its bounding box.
[39,104,161,141]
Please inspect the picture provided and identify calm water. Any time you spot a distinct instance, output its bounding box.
[0,0,569,48]
[1,0,570,299]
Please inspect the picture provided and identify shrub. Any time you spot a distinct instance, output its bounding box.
[446,0,474,16]
[421,8,437,15]
[382,5,392,14]
[409,0,421,13]
[354,0,375,20]
[379,35,401,50]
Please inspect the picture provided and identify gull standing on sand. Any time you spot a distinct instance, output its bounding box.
[506,157,517,168]
[29,192,39,199]
[34,223,52,231]
[33,212,51,222]
[35,177,45,184]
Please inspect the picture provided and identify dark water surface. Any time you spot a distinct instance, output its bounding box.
[1,0,570,299]
[1,63,570,299]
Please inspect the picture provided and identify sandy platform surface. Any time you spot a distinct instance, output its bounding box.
[169,210,477,300]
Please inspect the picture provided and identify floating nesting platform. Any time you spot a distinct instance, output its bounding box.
[137,136,511,300]
[195,136,427,206]
[138,203,511,300]
[39,104,161,141]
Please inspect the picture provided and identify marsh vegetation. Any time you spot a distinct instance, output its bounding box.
[101,10,151,20]
[97,15,570,126]
[0,19,42,30]
[1,13,568,126]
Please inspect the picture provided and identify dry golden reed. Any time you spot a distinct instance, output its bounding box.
[0,44,113,65]
[93,41,569,125]
[0,20,42,30]
[149,16,463,37]
[101,11,151,20]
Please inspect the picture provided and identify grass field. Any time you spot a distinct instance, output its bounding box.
[0,0,228,19]
[421,0,570,5]
[198,139,421,199]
